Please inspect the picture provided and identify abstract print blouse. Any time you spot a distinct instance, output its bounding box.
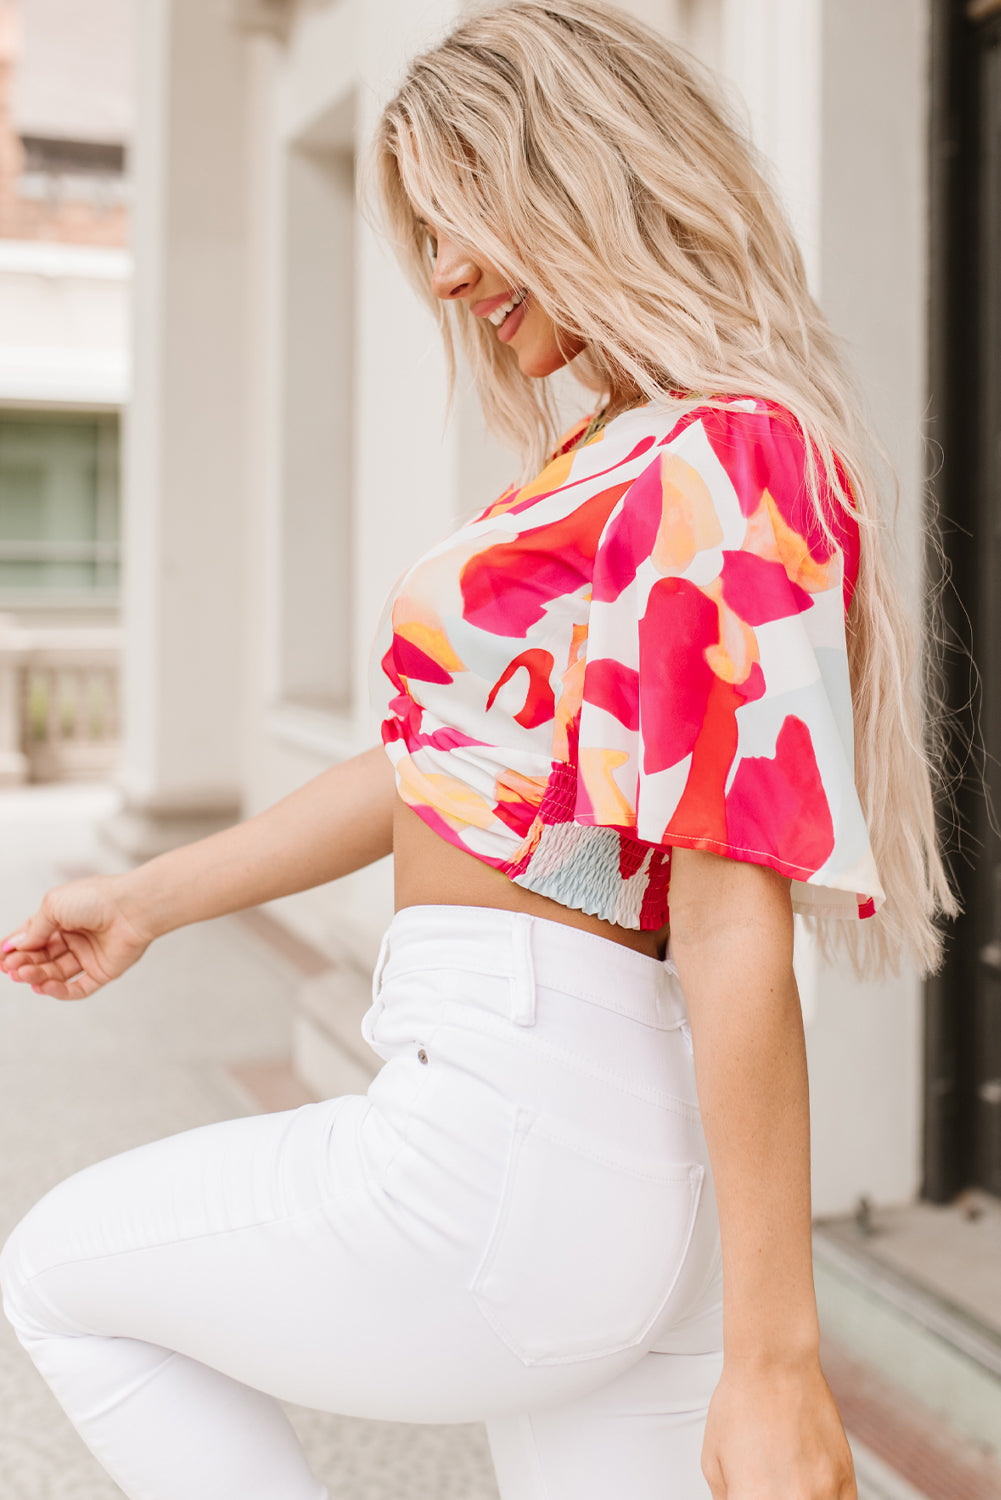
[369,398,885,931]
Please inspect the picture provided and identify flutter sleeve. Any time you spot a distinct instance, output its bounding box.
[575,401,884,920]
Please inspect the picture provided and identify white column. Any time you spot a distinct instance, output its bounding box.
[719,0,823,293]
[110,0,252,856]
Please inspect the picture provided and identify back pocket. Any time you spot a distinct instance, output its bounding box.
[469,1106,704,1366]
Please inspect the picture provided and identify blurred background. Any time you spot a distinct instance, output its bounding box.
[0,0,999,1496]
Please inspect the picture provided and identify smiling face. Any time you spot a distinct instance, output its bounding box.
[424,223,587,379]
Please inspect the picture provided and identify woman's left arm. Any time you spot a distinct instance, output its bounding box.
[667,845,857,1500]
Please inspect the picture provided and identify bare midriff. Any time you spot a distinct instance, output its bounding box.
[392,796,671,961]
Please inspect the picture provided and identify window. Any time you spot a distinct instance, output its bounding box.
[0,410,120,601]
[278,124,355,715]
[17,136,129,211]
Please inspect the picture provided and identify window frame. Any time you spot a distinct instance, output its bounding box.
[0,406,122,609]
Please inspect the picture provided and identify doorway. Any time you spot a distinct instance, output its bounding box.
[926,0,1001,1200]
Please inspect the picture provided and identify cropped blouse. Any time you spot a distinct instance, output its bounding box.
[369,397,885,931]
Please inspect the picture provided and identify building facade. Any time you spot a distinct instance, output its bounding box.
[0,0,130,622]
[0,0,130,784]
[119,0,948,1218]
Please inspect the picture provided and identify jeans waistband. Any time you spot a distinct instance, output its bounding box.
[371,904,688,1033]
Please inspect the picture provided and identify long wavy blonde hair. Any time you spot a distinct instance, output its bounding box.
[366,0,958,976]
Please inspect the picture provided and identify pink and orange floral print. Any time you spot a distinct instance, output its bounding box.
[370,398,884,931]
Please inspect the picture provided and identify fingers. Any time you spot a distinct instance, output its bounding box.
[1,929,110,999]
[2,947,100,1000]
[2,934,70,972]
[1,916,64,984]
[30,971,104,1002]
[2,935,72,984]
[2,909,60,956]
[5,949,87,987]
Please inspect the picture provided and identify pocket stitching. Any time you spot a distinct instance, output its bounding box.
[468,1103,532,1297]
[469,1108,706,1366]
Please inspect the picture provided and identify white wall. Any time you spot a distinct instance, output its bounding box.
[696,0,928,1214]
[649,0,930,1215]
[805,0,930,1216]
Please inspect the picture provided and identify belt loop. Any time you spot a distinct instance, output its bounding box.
[371,924,393,1004]
[661,940,692,1053]
[509,912,537,1026]
[361,922,393,1052]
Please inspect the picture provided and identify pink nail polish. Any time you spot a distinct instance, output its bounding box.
[3,932,27,951]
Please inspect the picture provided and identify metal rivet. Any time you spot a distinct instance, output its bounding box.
[417,1047,429,1065]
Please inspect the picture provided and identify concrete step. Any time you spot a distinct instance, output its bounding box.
[814,1222,1001,1462]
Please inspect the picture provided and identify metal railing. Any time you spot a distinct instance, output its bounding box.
[0,614,122,784]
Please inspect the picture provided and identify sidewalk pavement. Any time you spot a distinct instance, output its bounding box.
[0,783,498,1500]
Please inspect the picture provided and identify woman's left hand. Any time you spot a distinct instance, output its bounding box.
[701,1352,857,1499]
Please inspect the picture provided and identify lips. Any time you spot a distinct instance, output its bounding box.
[472,287,527,321]
[497,296,528,343]
[488,290,527,327]
[471,291,522,321]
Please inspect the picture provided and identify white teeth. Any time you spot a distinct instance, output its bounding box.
[488,288,527,326]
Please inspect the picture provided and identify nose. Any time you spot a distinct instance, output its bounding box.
[430,234,480,301]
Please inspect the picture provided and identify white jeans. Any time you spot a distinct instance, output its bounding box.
[0,904,723,1500]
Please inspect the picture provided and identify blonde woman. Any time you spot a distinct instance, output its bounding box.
[0,4,954,1498]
